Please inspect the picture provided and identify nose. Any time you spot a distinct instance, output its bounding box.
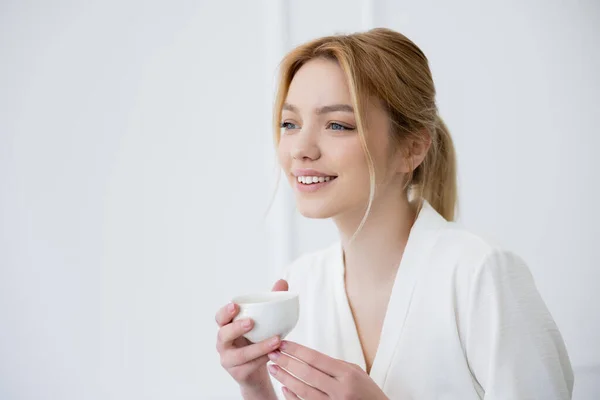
[291,126,321,161]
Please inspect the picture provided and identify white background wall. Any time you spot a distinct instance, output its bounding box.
[0,1,598,399]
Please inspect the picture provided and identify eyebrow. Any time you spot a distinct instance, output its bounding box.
[283,103,354,115]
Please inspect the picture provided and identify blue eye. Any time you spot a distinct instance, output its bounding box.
[328,122,354,131]
[280,122,299,131]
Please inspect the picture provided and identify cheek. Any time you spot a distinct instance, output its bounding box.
[331,134,393,192]
[277,139,291,169]
[330,138,367,173]
[366,134,396,182]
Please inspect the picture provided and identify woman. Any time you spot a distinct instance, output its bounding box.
[214,28,574,399]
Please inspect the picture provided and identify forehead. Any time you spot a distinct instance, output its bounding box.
[285,58,351,107]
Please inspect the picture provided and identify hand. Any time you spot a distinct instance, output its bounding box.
[267,341,388,400]
[215,279,288,392]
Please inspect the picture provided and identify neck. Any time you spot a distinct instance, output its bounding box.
[333,192,418,286]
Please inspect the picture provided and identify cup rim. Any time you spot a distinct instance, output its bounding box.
[232,291,298,306]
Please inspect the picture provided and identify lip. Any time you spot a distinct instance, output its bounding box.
[292,168,337,178]
[293,176,337,193]
[295,179,335,193]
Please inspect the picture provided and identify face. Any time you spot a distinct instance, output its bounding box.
[277,58,404,220]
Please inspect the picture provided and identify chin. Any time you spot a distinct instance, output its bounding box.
[295,201,337,219]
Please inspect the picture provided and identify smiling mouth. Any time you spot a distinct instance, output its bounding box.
[296,175,338,185]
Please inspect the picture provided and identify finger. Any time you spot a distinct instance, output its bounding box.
[268,350,334,393]
[228,354,269,376]
[282,386,300,400]
[216,318,254,351]
[221,335,281,368]
[280,341,341,377]
[271,279,288,292]
[268,364,327,400]
[242,354,269,371]
[215,303,238,327]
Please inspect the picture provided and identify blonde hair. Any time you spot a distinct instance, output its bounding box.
[273,27,457,230]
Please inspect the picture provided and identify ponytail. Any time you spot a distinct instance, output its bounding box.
[413,115,457,221]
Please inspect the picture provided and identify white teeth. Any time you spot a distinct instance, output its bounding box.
[297,175,335,184]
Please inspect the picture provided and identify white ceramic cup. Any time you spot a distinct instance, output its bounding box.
[231,291,299,343]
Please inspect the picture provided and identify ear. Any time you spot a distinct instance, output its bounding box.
[397,130,432,173]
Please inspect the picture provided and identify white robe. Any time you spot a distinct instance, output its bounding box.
[271,201,573,399]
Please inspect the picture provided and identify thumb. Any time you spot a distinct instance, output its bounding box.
[271,279,289,292]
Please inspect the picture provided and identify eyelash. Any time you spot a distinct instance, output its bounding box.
[280,122,299,130]
[279,122,355,131]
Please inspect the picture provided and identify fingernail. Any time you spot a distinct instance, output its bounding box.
[268,364,277,375]
[242,319,252,329]
[279,340,287,350]
[270,336,280,347]
[268,351,281,361]
[228,303,235,313]
[282,387,289,394]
